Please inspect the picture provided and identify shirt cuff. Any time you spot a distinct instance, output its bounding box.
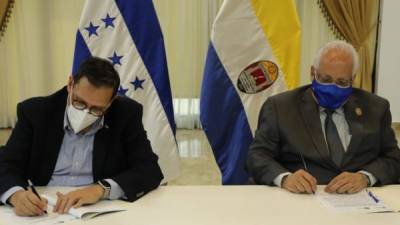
[0,186,24,205]
[104,179,126,200]
[273,172,292,187]
[358,170,377,186]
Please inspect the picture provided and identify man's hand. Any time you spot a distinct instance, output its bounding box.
[9,189,48,217]
[325,172,369,194]
[53,185,104,214]
[282,169,317,194]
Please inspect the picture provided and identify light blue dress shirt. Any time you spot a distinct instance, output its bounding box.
[1,112,125,204]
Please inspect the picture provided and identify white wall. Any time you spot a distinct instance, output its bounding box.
[376,0,400,122]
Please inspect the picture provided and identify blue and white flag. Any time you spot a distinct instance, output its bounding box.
[201,0,301,184]
[72,0,180,182]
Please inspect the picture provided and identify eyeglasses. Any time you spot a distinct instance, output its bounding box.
[70,91,109,117]
[315,72,352,88]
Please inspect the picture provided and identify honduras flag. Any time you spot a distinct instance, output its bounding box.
[201,0,301,184]
[72,0,180,182]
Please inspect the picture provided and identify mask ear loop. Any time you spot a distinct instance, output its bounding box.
[68,92,73,106]
[67,81,76,107]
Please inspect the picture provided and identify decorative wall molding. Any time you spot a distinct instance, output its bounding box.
[0,0,14,41]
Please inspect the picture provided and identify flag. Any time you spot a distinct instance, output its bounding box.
[72,0,180,182]
[200,0,301,184]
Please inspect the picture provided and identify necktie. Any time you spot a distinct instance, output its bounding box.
[325,109,345,167]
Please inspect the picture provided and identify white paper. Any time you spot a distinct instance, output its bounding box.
[316,189,394,213]
[0,206,76,225]
[0,188,126,225]
[43,194,126,220]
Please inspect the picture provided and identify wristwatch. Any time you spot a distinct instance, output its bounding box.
[97,180,111,199]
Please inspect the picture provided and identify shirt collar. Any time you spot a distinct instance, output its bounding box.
[319,106,345,115]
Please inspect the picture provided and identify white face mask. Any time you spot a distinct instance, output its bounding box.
[66,104,99,134]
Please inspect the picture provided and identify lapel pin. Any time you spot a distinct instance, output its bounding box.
[355,107,362,116]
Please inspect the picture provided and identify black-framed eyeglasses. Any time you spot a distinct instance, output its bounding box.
[70,91,109,117]
[315,72,352,88]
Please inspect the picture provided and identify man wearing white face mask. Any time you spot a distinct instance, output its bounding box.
[247,40,400,195]
[0,57,163,217]
[66,93,103,134]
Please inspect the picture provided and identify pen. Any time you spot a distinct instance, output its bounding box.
[300,153,315,195]
[27,180,48,214]
[300,153,308,171]
[367,190,379,203]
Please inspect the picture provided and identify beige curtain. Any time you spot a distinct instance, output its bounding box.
[0,0,85,127]
[153,0,223,98]
[153,0,223,129]
[319,0,379,91]
[296,0,336,86]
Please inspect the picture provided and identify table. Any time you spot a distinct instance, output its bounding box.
[2,185,400,225]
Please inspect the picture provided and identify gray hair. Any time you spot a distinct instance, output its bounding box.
[313,40,359,77]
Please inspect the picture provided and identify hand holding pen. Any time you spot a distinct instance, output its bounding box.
[7,180,48,217]
[282,169,317,194]
[281,153,317,194]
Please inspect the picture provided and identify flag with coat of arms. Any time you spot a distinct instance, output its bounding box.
[200,0,301,184]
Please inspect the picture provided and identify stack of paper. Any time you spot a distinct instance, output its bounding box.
[316,189,394,213]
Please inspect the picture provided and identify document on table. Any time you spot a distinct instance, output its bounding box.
[0,206,76,225]
[316,189,394,213]
[0,188,127,225]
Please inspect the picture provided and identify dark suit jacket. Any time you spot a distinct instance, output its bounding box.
[247,85,400,185]
[0,87,163,202]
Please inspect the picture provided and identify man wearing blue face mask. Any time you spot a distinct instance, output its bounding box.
[0,57,163,217]
[247,40,400,195]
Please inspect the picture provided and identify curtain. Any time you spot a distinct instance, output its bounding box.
[0,0,85,128]
[153,0,223,98]
[153,0,223,129]
[318,0,379,91]
[296,0,337,85]
[173,98,201,129]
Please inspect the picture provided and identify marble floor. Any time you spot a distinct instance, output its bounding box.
[170,129,221,185]
[1,126,399,186]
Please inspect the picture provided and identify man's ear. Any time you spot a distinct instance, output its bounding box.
[67,76,74,93]
[310,66,316,81]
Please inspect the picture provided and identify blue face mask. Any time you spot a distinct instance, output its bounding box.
[311,79,352,110]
